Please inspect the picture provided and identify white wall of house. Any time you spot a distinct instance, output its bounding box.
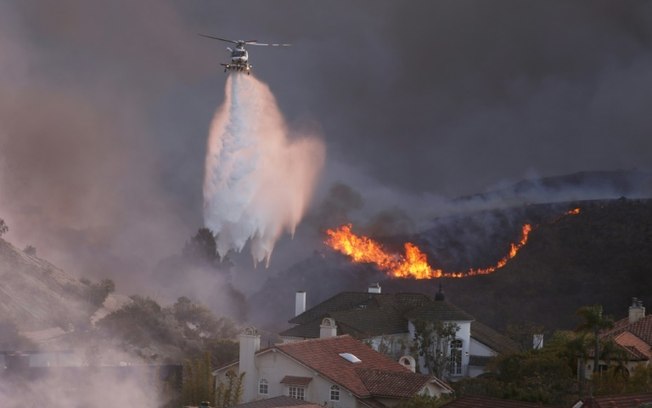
[216,351,359,408]
[469,338,496,357]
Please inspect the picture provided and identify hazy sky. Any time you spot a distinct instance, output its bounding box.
[1,1,651,289]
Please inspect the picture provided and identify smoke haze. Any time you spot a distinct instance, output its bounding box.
[0,0,651,324]
[203,74,325,264]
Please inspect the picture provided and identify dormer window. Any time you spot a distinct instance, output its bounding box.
[258,378,268,395]
[330,385,340,401]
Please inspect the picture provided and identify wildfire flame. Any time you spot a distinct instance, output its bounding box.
[324,208,580,279]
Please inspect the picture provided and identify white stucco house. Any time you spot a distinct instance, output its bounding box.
[214,329,453,408]
[280,284,519,379]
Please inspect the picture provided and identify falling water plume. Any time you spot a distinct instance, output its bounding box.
[203,73,325,265]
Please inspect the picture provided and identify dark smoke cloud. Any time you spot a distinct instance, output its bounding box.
[1,0,652,315]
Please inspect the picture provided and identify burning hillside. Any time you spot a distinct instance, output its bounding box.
[324,208,579,279]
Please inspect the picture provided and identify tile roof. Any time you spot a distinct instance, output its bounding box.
[283,291,516,359]
[356,368,434,398]
[614,332,651,360]
[578,391,652,408]
[603,315,652,345]
[404,300,474,322]
[357,397,389,408]
[470,321,520,355]
[289,292,431,325]
[600,315,652,362]
[280,307,407,339]
[441,395,553,407]
[234,396,322,408]
[276,335,439,398]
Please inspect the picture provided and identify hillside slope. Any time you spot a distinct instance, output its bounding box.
[251,198,652,332]
[0,239,93,331]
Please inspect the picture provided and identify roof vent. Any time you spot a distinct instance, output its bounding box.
[339,353,362,363]
[368,283,381,294]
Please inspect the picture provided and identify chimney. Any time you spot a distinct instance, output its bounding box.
[320,317,337,338]
[368,283,381,294]
[533,334,544,350]
[239,327,260,402]
[629,297,646,323]
[295,291,306,316]
[399,355,416,373]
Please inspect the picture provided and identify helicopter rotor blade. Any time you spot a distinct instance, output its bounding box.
[247,42,292,47]
[198,34,239,44]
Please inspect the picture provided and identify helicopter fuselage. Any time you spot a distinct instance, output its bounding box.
[230,46,248,64]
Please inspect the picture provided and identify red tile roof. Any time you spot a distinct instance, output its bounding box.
[356,368,432,398]
[600,315,652,362]
[578,392,652,407]
[603,315,652,346]
[276,335,446,398]
[234,396,322,408]
[441,395,553,407]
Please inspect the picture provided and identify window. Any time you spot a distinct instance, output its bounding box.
[258,378,268,395]
[330,385,340,401]
[449,339,463,376]
[289,386,305,400]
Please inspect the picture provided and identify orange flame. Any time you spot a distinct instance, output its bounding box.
[324,208,580,279]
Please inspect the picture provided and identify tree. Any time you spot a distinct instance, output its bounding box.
[23,245,36,256]
[183,228,219,264]
[86,278,115,307]
[183,352,215,406]
[0,218,7,237]
[412,319,460,378]
[215,370,244,408]
[576,305,614,374]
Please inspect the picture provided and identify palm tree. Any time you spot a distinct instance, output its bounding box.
[576,305,614,375]
[565,333,590,398]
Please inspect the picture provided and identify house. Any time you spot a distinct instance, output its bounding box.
[572,391,652,408]
[280,284,518,379]
[234,395,323,408]
[214,328,453,408]
[441,395,556,407]
[583,298,652,377]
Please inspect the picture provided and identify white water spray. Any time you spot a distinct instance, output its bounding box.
[203,74,325,265]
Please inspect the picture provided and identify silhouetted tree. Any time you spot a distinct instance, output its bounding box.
[0,218,7,237]
[184,228,219,264]
[412,319,460,378]
[576,305,613,374]
[183,352,215,406]
[215,370,244,408]
[23,245,36,256]
[87,278,115,307]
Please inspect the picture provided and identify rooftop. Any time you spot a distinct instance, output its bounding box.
[233,396,322,408]
[442,395,555,407]
[577,391,652,408]
[275,335,445,398]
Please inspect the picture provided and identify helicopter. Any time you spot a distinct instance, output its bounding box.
[199,34,291,74]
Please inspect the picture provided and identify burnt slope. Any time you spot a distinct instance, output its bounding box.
[252,198,652,333]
